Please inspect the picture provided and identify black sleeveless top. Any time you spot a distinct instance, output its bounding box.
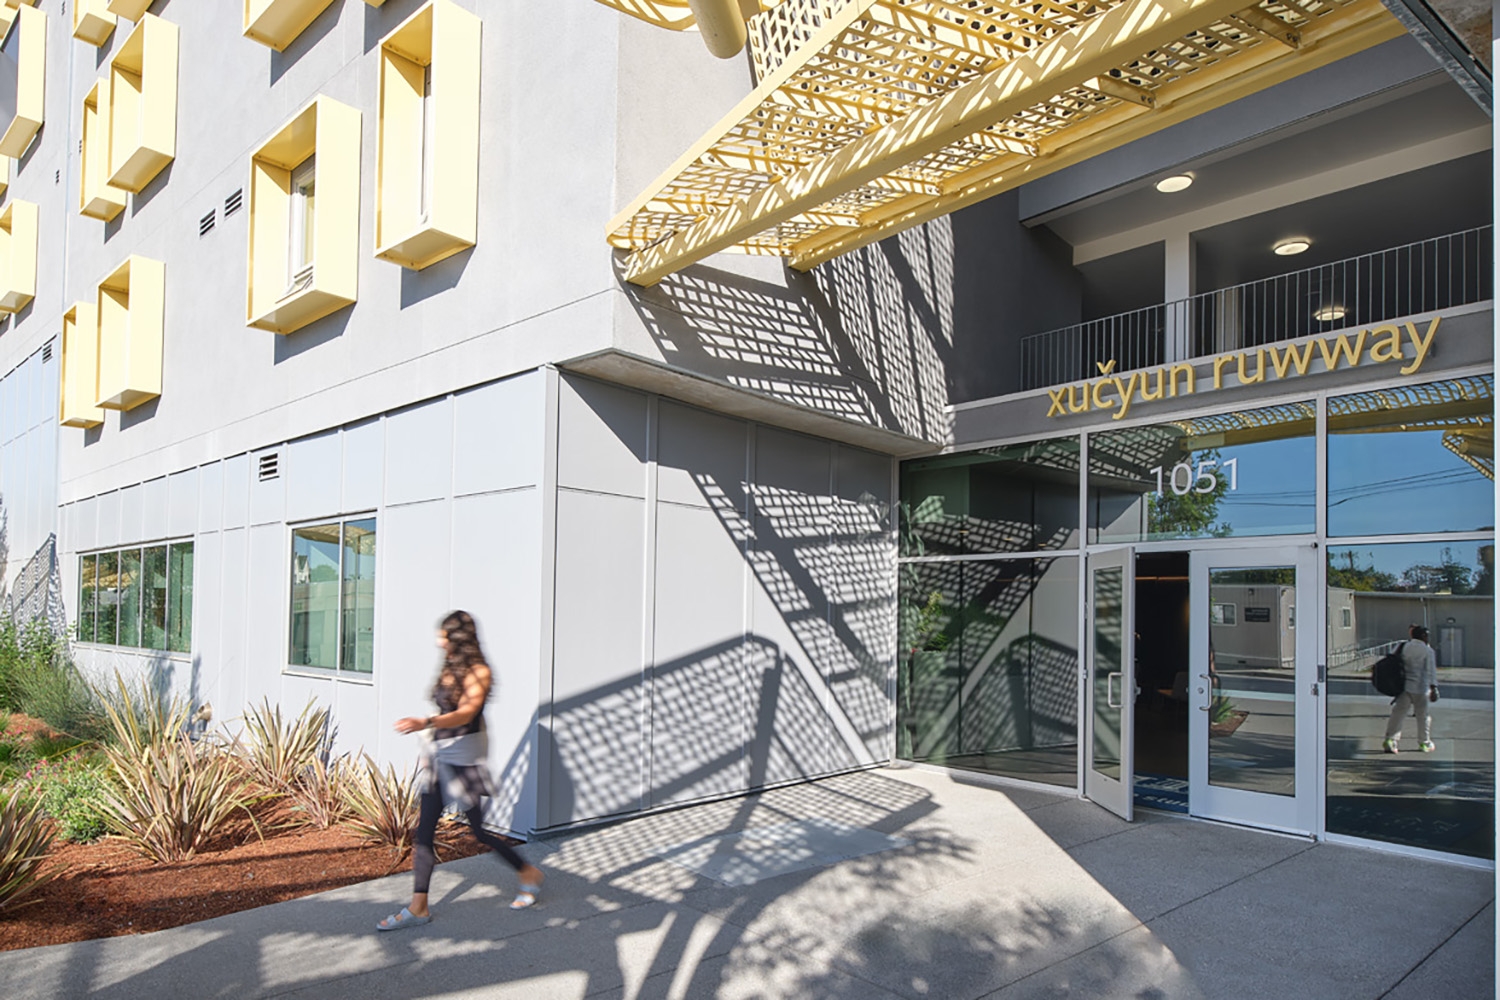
[432,673,486,740]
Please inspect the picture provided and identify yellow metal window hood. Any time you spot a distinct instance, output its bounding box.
[61,303,105,429]
[95,255,165,411]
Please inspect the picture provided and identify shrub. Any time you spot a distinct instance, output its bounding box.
[0,708,10,735]
[97,735,254,863]
[285,753,355,831]
[23,754,110,843]
[342,757,418,849]
[96,674,192,756]
[0,786,57,914]
[238,699,331,794]
[3,631,108,745]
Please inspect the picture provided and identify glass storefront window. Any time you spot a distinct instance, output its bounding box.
[900,436,1080,556]
[142,546,168,651]
[1088,402,1316,542]
[340,519,376,673]
[76,544,191,651]
[118,549,142,648]
[94,551,119,646]
[1328,375,1494,537]
[1325,541,1494,858]
[290,518,377,673]
[167,542,194,654]
[897,556,1078,786]
[78,553,96,642]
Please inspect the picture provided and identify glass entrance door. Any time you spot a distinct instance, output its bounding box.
[1085,548,1135,820]
[1189,546,1318,834]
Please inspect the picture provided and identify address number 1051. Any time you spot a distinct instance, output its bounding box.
[1149,458,1239,496]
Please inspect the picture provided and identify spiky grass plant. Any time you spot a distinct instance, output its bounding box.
[238,699,331,795]
[0,786,58,913]
[95,673,192,757]
[284,753,355,830]
[341,757,418,850]
[97,735,255,863]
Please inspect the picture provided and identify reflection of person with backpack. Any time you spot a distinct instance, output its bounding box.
[1382,625,1439,754]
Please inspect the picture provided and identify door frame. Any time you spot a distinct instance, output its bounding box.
[1188,543,1320,835]
[1083,547,1135,820]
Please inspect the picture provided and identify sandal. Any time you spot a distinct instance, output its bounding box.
[510,883,542,909]
[376,906,432,931]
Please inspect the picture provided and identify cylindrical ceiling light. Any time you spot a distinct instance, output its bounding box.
[1274,237,1312,256]
[1155,173,1194,193]
[1314,305,1346,322]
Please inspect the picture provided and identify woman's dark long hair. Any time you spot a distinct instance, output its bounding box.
[436,610,489,700]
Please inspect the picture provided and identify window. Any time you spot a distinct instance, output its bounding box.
[95,255,165,411]
[286,155,315,294]
[248,97,361,334]
[1088,402,1316,543]
[900,435,1081,557]
[289,517,375,674]
[0,199,37,314]
[1341,607,1352,628]
[1327,376,1494,537]
[73,0,116,46]
[106,14,178,194]
[81,77,127,221]
[0,6,44,159]
[243,0,338,52]
[61,303,104,428]
[1211,602,1237,626]
[375,0,481,270]
[77,542,193,652]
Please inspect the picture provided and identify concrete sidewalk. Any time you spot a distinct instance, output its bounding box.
[0,767,1491,999]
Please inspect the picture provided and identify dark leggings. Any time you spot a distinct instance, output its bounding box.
[412,785,527,894]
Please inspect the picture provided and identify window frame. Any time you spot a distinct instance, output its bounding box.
[286,154,316,295]
[285,513,377,679]
[76,539,194,655]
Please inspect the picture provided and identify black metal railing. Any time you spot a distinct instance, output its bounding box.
[1020,227,1493,390]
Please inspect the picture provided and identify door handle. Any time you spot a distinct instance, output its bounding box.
[1107,671,1121,709]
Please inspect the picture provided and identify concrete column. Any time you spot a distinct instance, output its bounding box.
[1164,232,1196,363]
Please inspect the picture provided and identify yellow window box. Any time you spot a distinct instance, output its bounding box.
[0,199,36,314]
[247,96,361,335]
[375,0,480,271]
[73,0,115,45]
[0,6,45,159]
[107,13,177,194]
[96,256,164,411]
[243,0,337,52]
[61,303,104,429]
[104,0,153,19]
[82,77,127,221]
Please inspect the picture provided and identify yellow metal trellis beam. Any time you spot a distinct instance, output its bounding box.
[605,0,1406,285]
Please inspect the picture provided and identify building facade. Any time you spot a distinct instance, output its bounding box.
[0,0,1490,860]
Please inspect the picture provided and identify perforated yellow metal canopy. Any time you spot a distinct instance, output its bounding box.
[602,0,1406,285]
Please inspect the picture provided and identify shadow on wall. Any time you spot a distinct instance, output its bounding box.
[619,219,962,444]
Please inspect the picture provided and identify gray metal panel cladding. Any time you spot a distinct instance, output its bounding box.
[656,398,748,511]
[556,376,649,499]
[549,488,648,825]
[452,372,545,498]
[141,476,168,541]
[341,419,383,514]
[384,398,454,507]
[168,468,199,538]
[285,431,341,523]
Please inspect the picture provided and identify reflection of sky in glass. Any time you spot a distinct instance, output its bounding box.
[1089,413,1315,542]
[1328,429,1494,536]
[1202,436,1316,535]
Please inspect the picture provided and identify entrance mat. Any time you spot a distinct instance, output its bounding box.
[654,819,912,886]
[1135,772,1189,814]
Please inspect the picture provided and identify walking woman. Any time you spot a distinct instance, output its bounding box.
[377,610,544,930]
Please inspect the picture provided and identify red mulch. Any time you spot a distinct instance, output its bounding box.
[0,715,500,953]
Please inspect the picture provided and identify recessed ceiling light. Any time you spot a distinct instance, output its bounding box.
[1155,173,1194,193]
[1274,237,1312,256]
[1314,305,1346,322]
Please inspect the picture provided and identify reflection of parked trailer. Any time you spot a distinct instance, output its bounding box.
[1209,584,1295,671]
